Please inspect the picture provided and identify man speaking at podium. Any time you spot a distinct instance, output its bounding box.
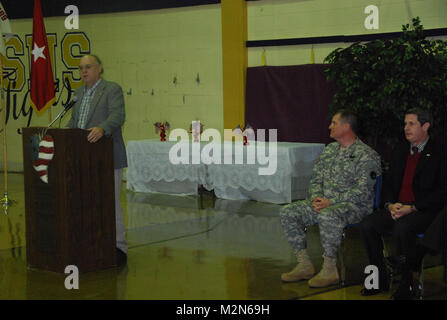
[67,54,128,267]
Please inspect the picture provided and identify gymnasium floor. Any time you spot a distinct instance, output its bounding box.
[1,173,446,300]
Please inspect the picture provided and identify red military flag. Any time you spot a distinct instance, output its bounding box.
[30,0,55,114]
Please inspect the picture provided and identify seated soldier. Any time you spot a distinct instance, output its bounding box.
[280,110,381,288]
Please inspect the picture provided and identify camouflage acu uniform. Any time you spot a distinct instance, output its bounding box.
[280,138,381,258]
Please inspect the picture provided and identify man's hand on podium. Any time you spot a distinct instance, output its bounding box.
[87,127,105,143]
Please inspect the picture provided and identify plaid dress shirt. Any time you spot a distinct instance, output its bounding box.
[77,78,102,129]
[410,137,429,155]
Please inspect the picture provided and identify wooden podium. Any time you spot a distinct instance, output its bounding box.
[22,127,116,273]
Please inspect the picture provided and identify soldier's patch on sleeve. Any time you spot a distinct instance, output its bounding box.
[370,171,377,180]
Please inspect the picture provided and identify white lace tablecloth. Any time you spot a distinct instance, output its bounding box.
[126,139,324,203]
[126,140,208,195]
[206,142,324,203]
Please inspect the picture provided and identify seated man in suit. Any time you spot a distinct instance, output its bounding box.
[360,108,447,299]
[67,54,128,267]
[280,110,381,288]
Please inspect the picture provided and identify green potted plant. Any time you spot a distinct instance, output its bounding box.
[324,17,447,147]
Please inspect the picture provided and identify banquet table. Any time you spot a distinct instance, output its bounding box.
[126,139,324,204]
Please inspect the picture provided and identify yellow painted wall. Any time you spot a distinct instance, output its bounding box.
[248,0,447,66]
[1,5,223,172]
[221,0,247,132]
[1,0,447,172]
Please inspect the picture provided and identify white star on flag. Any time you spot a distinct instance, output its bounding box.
[32,42,46,62]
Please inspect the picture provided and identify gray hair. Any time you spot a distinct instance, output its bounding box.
[335,109,358,134]
[88,54,104,75]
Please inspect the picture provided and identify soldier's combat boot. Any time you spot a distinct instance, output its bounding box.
[308,255,340,287]
[281,249,315,282]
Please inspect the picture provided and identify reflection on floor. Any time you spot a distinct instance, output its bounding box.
[0,173,446,300]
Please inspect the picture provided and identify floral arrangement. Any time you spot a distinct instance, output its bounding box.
[234,123,255,145]
[154,122,170,141]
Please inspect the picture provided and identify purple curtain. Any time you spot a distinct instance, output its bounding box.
[246,64,335,144]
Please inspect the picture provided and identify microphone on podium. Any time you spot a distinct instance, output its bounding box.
[48,96,78,128]
[63,96,78,111]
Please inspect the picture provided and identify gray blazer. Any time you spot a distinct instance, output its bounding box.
[67,79,128,169]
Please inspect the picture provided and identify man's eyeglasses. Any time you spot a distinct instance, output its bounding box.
[79,64,98,71]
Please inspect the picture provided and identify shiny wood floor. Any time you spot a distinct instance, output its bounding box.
[1,173,446,300]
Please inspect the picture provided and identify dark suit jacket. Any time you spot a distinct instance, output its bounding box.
[67,79,127,169]
[381,138,447,215]
[422,205,447,253]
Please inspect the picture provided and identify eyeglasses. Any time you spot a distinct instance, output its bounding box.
[79,64,98,71]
